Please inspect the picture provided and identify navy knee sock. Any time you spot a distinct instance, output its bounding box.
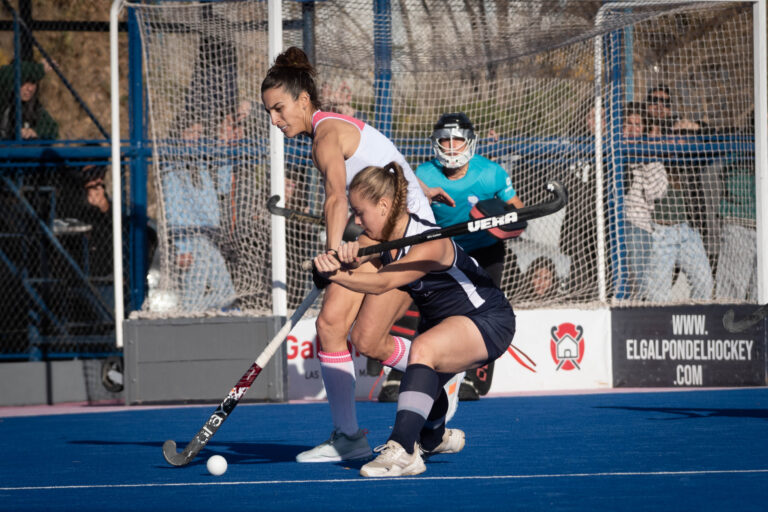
[419,388,448,451]
[389,364,440,454]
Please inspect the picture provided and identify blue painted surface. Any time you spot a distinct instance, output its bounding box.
[1,389,767,511]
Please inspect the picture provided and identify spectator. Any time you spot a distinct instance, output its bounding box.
[646,170,714,302]
[162,117,236,311]
[622,102,668,300]
[320,81,368,123]
[523,256,560,300]
[714,160,756,301]
[415,112,524,401]
[647,85,719,263]
[0,60,58,140]
[622,101,713,302]
[219,99,254,145]
[76,163,114,278]
[645,84,702,138]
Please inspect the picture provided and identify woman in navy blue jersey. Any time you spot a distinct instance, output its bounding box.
[314,161,517,478]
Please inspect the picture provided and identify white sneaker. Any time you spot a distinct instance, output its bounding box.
[444,371,465,423]
[296,429,372,463]
[420,428,465,457]
[360,440,426,477]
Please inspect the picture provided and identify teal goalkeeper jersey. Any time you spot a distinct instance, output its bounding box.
[416,155,517,253]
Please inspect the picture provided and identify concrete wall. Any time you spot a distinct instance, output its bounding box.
[0,359,122,406]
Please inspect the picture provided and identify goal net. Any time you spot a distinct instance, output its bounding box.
[128,0,759,316]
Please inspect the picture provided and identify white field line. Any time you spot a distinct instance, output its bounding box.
[3,468,768,491]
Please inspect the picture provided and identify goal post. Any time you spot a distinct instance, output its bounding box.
[115,0,765,319]
[268,0,287,318]
[110,0,125,346]
[754,0,767,304]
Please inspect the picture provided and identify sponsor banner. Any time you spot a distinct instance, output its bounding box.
[488,308,613,394]
[285,316,381,400]
[612,305,766,387]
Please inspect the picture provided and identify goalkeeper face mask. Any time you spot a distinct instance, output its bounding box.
[430,113,477,169]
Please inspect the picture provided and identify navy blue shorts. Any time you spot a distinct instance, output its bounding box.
[419,302,516,364]
[466,302,516,363]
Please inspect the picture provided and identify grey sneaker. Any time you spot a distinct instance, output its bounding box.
[360,440,426,477]
[295,429,372,463]
[421,428,465,457]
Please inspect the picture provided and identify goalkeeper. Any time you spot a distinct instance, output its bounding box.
[261,47,460,463]
[379,113,524,401]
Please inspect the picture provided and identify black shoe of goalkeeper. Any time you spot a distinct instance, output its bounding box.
[458,379,479,401]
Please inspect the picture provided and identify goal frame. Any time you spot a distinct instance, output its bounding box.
[109,0,768,332]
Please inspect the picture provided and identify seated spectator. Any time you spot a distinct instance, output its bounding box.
[320,81,368,123]
[645,84,704,137]
[162,117,236,311]
[623,100,713,301]
[219,99,254,144]
[646,171,714,302]
[524,256,560,300]
[78,163,114,278]
[622,102,668,300]
[0,60,58,140]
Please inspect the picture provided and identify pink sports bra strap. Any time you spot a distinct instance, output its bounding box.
[311,110,365,132]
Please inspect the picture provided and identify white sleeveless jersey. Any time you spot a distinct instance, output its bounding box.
[311,111,434,222]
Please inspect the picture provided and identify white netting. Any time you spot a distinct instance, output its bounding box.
[129,0,757,317]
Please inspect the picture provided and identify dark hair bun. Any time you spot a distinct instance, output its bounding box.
[274,47,315,76]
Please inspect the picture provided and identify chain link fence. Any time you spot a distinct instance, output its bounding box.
[0,0,132,366]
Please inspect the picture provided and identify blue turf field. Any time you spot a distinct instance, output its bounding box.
[1,389,767,511]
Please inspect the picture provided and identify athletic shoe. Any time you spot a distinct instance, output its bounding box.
[444,371,465,423]
[295,429,372,463]
[366,356,383,377]
[458,377,479,401]
[377,369,402,402]
[359,440,426,477]
[420,428,465,457]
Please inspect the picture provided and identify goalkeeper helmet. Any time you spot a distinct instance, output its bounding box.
[430,112,477,169]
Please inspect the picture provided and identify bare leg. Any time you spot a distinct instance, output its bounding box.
[351,287,413,360]
[408,316,489,374]
[312,260,411,439]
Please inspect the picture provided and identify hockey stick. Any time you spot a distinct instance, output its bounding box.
[722,304,768,333]
[300,180,568,270]
[266,195,324,225]
[162,285,322,467]
[267,195,365,241]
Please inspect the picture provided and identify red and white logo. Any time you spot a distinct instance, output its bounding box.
[550,323,585,371]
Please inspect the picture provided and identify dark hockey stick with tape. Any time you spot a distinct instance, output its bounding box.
[722,304,768,333]
[301,180,568,271]
[162,285,322,467]
[266,195,324,225]
[267,195,364,241]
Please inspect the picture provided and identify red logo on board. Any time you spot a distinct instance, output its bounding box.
[550,323,584,371]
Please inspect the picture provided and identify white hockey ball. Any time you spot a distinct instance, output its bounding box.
[206,454,228,476]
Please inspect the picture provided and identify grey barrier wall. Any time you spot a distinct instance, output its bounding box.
[612,305,767,388]
[123,315,286,404]
[0,359,123,406]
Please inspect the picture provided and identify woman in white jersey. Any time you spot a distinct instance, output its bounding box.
[261,47,455,463]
